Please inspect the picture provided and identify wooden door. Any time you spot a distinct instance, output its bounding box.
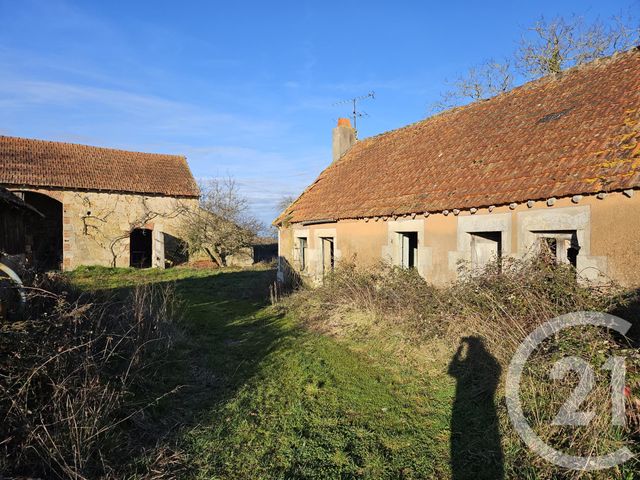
[152,229,165,268]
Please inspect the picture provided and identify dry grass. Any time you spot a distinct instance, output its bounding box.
[0,273,185,479]
[284,257,640,478]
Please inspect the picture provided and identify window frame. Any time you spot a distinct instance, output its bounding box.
[469,231,503,271]
[533,230,580,267]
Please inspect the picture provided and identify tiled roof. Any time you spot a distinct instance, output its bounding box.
[0,136,199,197]
[277,47,640,224]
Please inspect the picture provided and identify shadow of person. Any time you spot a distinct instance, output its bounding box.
[448,336,503,479]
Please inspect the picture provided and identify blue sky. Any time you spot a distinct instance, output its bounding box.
[0,0,637,225]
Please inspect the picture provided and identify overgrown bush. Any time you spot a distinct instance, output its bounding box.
[0,274,185,479]
[287,257,623,359]
[285,258,640,479]
[285,261,437,334]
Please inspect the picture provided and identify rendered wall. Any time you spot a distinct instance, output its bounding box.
[278,190,640,288]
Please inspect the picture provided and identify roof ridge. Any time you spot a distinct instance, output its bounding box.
[0,136,199,197]
[356,45,640,145]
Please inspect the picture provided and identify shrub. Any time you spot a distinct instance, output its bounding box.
[0,274,184,479]
[285,261,438,335]
[287,257,623,360]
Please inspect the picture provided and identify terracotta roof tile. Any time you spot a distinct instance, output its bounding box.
[278,47,640,224]
[0,137,199,197]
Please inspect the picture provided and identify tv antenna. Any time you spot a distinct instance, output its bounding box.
[333,91,375,134]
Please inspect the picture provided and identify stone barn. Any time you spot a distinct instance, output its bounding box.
[0,136,199,270]
[275,48,640,288]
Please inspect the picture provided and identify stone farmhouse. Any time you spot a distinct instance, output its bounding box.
[275,47,640,288]
[0,137,199,270]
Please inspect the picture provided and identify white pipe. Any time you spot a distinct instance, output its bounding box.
[0,262,26,305]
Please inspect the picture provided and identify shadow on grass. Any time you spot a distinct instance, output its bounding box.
[98,268,294,472]
[448,336,504,480]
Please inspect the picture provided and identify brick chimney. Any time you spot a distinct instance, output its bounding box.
[332,118,356,162]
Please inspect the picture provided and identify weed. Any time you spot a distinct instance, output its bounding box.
[285,257,640,479]
[0,273,183,479]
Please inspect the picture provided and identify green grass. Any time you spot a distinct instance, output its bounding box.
[67,264,226,289]
[67,266,456,479]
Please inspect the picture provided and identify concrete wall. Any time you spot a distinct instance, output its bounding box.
[13,188,198,270]
[278,190,640,288]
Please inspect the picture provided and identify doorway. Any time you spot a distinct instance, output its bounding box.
[130,228,152,268]
[535,230,580,267]
[321,237,334,275]
[20,191,63,270]
[398,231,418,268]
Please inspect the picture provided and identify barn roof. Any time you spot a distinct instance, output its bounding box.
[277,47,640,225]
[0,136,199,198]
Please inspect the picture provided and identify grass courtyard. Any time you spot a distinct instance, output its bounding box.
[67,265,457,479]
[65,263,639,479]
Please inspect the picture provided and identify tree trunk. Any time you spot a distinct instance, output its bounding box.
[204,247,225,268]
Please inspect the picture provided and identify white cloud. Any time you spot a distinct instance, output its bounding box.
[0,76,289,140]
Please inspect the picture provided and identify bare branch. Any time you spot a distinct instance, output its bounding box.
[182,177,263,267]
[430,14,639,113]
[431,59,514,112]
[517,15,640,78]
[277,194,297,213]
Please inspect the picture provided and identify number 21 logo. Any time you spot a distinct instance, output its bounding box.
[550,355,626,426]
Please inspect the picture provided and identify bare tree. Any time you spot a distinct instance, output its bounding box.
[430,14,639,112]
[182,177,262,267]
[277,194,297,213]
[431,59,513,111]
[517,15,640,77]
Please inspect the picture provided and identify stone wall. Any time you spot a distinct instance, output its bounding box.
[226,247,254,267]
[13,188,198,270]
[278,189,640,288]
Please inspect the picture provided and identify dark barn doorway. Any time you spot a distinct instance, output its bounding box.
[20,192,63,270]
[130,228,152,268]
